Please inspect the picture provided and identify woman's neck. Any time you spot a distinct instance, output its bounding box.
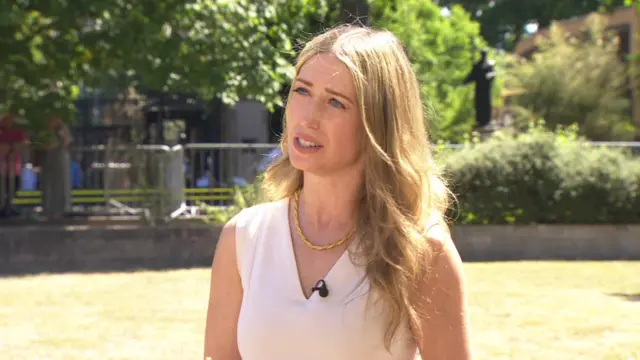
[297,171,361,233]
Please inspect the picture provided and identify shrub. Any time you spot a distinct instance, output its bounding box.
[440,125,640,224]
[201,183,261,225]
[504,15,636,141]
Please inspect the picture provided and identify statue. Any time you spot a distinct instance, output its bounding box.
[463,49,496,128]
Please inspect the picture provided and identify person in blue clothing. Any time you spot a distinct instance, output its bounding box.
[70,155,83,189]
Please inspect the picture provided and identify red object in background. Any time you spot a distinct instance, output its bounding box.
[0,115,28,175]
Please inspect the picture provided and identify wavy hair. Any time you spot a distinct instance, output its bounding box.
[262,25,451,348]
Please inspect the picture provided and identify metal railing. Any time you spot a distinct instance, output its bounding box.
[182,143,278,186]
[4,144,186,220]
[2,141,639,220]
[3,142,280,219]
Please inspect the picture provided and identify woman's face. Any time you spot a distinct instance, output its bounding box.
[286,53,363,176]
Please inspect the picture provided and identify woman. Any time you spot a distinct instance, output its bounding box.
[204,25,471,360]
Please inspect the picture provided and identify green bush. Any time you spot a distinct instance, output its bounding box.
[440,125,640,224]
[504,16,636,141]
[201,177,262,225]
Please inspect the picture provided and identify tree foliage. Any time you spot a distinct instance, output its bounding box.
[635,2,640,84]
[436,0,632,50]
[269,0,341,54]
[0,0,302,141]
[0,0,526,145]
[504,16,635,141]
[370,0,497,142]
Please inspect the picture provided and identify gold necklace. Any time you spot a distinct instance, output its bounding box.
[293,190,355,251]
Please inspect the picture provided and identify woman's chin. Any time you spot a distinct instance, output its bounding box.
[290,156,321,173]
[290,160,315,173]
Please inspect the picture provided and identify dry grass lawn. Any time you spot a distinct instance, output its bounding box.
[0,261,638,360]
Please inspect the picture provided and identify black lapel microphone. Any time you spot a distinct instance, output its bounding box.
[311,279,329,298]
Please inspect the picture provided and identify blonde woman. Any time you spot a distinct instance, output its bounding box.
[204,25,471,360]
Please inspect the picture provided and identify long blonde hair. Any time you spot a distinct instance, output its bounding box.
[262,25,451,348]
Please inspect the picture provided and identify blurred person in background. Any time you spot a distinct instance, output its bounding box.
[0,113,28,218]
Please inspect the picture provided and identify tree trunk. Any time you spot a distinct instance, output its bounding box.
[41,148,72,219]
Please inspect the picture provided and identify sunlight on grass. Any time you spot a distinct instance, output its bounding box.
[465,262,640,360]
[0,262,638,359]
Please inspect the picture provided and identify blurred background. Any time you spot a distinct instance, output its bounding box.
[0,0,639,359]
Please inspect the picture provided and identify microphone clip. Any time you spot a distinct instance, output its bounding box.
[311,279,329,298]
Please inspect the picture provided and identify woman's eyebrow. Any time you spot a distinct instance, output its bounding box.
[295,77,354,104]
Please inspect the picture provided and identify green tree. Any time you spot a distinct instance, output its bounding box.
[504,16,635,140]
[270,0,341,52]
[436,0,632,50]
[0,0,298,142]
[1,0,98,141]
[341,0,370,24]
[370,0,495,142]
[635,2,640,84]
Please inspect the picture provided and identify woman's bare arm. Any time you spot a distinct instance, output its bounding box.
[203,218,243,360]
[415,225,473,360]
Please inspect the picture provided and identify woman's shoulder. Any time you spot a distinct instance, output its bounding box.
[232,198,289,233]
[226,198,289,274]
[236,198,287,220]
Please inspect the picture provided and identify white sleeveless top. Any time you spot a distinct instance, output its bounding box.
[235,198,418,360]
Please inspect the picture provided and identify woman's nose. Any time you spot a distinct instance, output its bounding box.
[301,100,322,129]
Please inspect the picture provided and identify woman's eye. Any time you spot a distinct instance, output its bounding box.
[329,98,345,109]
[293,87,309,95]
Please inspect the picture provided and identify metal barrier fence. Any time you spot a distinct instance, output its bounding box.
[182,143,278,205]
[2,141,639,220]
[3,143,280,219]
[3,144,186,220]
